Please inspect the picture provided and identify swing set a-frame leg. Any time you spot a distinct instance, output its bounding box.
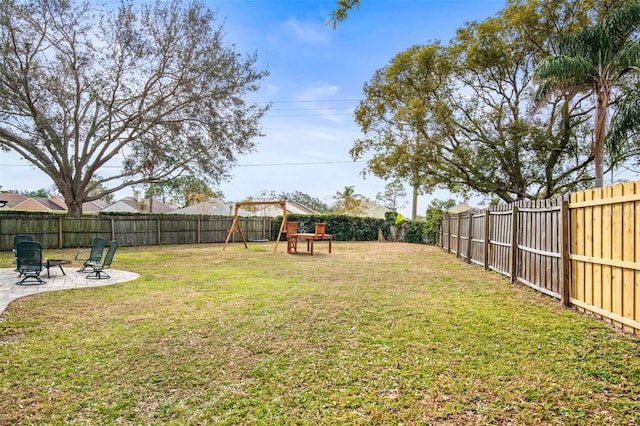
[223,201,288,252]
[223,215,248,250]
[272,212,287,253]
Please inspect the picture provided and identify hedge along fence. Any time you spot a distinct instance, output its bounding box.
[271,213,430,243]
[0,211,272,250]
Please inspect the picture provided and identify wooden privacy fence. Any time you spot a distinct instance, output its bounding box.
[570,181,640,334]
[440,198,568,300]
[0,214,273,251]
[440,180,640,335]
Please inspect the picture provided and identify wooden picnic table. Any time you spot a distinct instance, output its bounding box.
[286,223,333,256]
[287,232,333,256]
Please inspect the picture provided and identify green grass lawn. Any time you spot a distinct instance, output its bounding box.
[1,242,638,424]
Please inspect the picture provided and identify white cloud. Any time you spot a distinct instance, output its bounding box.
[298,82,340,100]
[293,82,352,123]
[280,17,329,44]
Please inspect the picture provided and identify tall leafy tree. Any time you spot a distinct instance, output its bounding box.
[351,0,632,204]
[376,180,407,212]
[443,10,594,202]
[280,191,330,213]
[424,198,456,245]
[332,185,368,215]
[15,188,50,197]
[534,1,640,188]
[146,176,219,208]
[351,43,452,217]
[608,82,640,166]
[0,0,269,216]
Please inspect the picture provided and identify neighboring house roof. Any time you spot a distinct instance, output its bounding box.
[34,197,67,211]
[101,196,175,213]
[172,199,251,216]
[101,200,140,213]
[449,203,472,214]
[250,201,317,217]
[3,194,66,212]
[0,193,29,208]
[12,197,62,211]
[48,196,109,213]
[82,200,110,213]
[47,196,67,210]
[362,202,393,219]
[0,192,110,213]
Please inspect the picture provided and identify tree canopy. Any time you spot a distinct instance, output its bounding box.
[349,0,640,203]
[376,180,407,212]
[0,0,269,216]
[534,1,640,188]
[332,185,369,215]
[144,175,219,208]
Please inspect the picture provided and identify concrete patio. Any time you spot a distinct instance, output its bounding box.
[0,265,140,314]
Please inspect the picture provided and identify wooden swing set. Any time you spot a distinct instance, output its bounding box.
[222,201,287,253]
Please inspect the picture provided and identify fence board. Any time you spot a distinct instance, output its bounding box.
[601,186,613,322]
[470,211,485,267]
[592,188,603,311]
[622,182,636,333]
[612,184,624,329]
[575,190,586,308]
[585,189,594,306]
[636,181,640,332]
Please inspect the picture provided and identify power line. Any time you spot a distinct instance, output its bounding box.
[267,112,353,118]
[270,106,354,111]
[261,99,359,117]
[259,99,361,104]
[236,160,364,167]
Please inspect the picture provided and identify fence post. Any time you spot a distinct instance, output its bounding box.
[110,218,115,241]
[456,214,462,257]
[58,216,63,249]
[510,205,519,284]
[447,214,451,253]
[484,210,490,270]
[466,211,473,263]
[560,199,571,306]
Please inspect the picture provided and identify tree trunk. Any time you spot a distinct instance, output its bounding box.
[67,199,84,218]
[411,185,418,220]
[149,182,155,213]
[593,88,609,189]
[148,167,155,213]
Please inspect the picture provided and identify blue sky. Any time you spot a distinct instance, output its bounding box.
[0,0,505,215]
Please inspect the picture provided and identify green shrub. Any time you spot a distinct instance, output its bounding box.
[272,214,430,244]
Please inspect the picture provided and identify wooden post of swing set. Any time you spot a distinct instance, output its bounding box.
[223,201,288,253]
[223,204,248,249]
